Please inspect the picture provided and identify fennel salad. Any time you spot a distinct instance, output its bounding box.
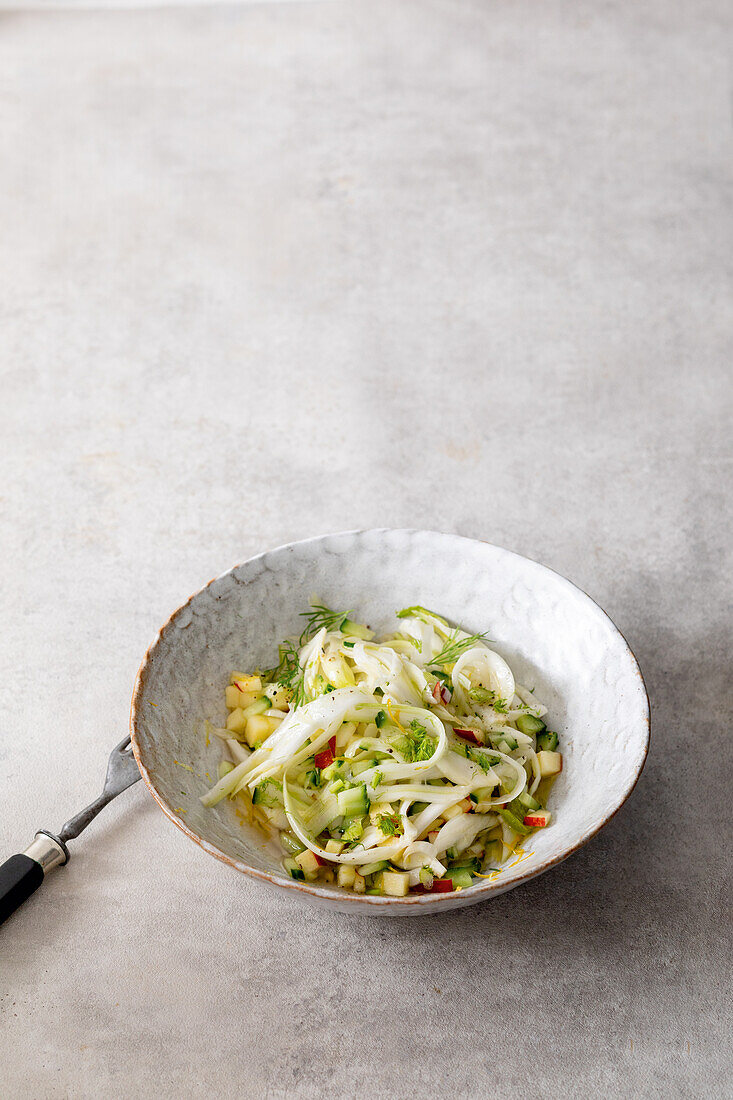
[201,604,562,897]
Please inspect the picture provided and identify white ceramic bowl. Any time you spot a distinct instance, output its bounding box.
[130,530,650,914]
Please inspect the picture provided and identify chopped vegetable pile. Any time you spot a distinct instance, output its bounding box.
[201,604,562,897]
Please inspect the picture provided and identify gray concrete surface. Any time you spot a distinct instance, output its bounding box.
[1,1,731,1097]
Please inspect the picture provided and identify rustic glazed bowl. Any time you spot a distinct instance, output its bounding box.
[130,530,650,915]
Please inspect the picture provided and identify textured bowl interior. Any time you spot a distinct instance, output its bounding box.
[130,530,649,914]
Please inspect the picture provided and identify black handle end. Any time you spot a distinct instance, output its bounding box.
[0,854,44,926]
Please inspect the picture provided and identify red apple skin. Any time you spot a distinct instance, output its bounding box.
[523,812,550,828]
[455,728,482,745]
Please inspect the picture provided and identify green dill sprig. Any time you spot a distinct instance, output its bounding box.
[430,631,489,668]
[299,603,353,645]
[263,639,306,709]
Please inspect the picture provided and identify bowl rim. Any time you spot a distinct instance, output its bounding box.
[129,528,651,911]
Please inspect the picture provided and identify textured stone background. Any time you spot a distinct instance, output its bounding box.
[0,1,731,1097]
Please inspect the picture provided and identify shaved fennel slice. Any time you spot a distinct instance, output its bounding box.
[239,688,379,788]
[452,647,516,710]
[282,776,409,866]
[398,841,446,878]
[514,683,548,716]
[226,738,251,765]
[432,812,497,857]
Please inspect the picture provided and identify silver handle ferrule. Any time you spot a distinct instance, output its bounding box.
[23,832,68,873]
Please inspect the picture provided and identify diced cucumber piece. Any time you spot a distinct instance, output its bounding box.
[496,736,518,752]
[342,818,364,842]
[449,869,474,890]
[516,714,546,735]
[507,796,529,818]
[329,779,346,795]
[359,859,390,876]
[322,759,345,781]
[409,801,430,815]
[280,832,306,856]
[241,696,271,720]
[419,867,434,888]
[497,807,532,835]
[537,729,559,751]
[365,887,383,896]
[447,857,481,873]
[374,710,387,728]
[351,758,376,777]
[518,790,541,811]
[283,858,304,880]
[445,847,459,860]
[342,619,374,640]
[337,783,370,818]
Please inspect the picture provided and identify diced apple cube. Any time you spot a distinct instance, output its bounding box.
[379,870,410,897]
[524,810,551,828]
[295,849,320,879]
[537,750,563,777]
[264,683,291,710]
[352,872,366,894]
[225,708,248,735]
[337,865,356,889]
[325,839,345,855]
[244,715,279,748]
[225,685,248,709]
[229,673,262,692]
